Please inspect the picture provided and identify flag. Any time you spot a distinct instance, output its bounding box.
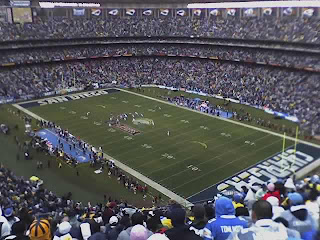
[302,8,314,17]
[126,9,135,16]
[209,9,220,16]
[244,8,256,17]
[108,9,119,16]
[283,7,293,16]
[73,8,85,16]
[160,9,169,16]
[263,8,272,16]
[176,9,186,16]
[227,8,236,16]
[91,9,101,16]
[143,9,152,16]
[193,9,201,16]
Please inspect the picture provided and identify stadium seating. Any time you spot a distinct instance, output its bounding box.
[0,17,319,43]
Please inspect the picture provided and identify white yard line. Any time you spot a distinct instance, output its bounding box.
[119,88,320,149]
[12,103,193,207]
[147,126,256,175]
[158,133,271,183]
[172,138,283,191]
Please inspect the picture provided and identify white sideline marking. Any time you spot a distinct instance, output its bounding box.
[118,88,320,149]
[12,103,193,207]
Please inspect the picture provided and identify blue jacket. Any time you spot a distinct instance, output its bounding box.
[203,197,247,240]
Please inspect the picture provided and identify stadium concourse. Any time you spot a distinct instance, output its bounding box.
[1,3,320,240]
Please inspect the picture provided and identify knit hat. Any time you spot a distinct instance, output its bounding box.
[109,216,118,227]
[29,219,51,240]
[192,204,205,219]
[147,233,169,240]
[267,183,275,192]
[58,221,72,235]
[170,208,186,226]
[288,193,304,206]
[130,224,148,240]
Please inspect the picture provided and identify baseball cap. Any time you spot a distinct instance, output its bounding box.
[233,194,243,203]
[288,193,303,206]
[109,216,118,227]
[4,207,13,217]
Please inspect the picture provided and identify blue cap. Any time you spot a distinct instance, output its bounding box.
[288,193,303,206]
[233,194,243,203]
[4,207,13,217]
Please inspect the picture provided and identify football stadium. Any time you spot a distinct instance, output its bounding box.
[1,0,320,239]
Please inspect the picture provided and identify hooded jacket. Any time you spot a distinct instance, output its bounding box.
[279,205,316,239]
[203,197,247,240]
[226,219,300,240]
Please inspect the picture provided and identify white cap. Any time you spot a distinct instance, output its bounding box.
[59,221,72,235]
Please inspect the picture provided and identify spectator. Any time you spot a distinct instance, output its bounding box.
[204,204,215,221]
[130,224,149,240]
[164,208,202,240]
[28,219,51,240]
[227,200,300,240]
[10,221,30,240]
[53,221,74,240]
[266,196,285,220]
[0,214,11,239]
[105,216,119,235]
[262,183,281,201]
[279,193,317,239]
[189,204,207,237]
[117,212,153,240]
[203,197,247,240]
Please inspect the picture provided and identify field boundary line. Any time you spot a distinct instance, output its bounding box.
[12,103,193,207]
[119,88,320,149]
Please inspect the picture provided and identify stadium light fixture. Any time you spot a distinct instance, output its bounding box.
[187,1,320,9]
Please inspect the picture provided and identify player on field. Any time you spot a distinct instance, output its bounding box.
[167,130,170,136]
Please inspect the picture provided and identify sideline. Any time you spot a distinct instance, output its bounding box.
[12,103,193,207]
[119,88,320,149]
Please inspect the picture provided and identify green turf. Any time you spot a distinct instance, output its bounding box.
[0,105,160,207]
[25,88,295,198]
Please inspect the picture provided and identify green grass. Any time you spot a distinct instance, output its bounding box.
[24,88,295,198]
[0,105,160,207]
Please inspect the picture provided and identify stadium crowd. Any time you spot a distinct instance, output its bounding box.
[0,17,320,44]
[1,57,319,135]
[2,162,320,240]
[1,44,320,71]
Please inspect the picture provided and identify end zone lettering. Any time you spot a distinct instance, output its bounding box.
[37,90,109,106]
[187,143,320,203]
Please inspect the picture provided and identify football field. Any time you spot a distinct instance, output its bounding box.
[18,88,296,200]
